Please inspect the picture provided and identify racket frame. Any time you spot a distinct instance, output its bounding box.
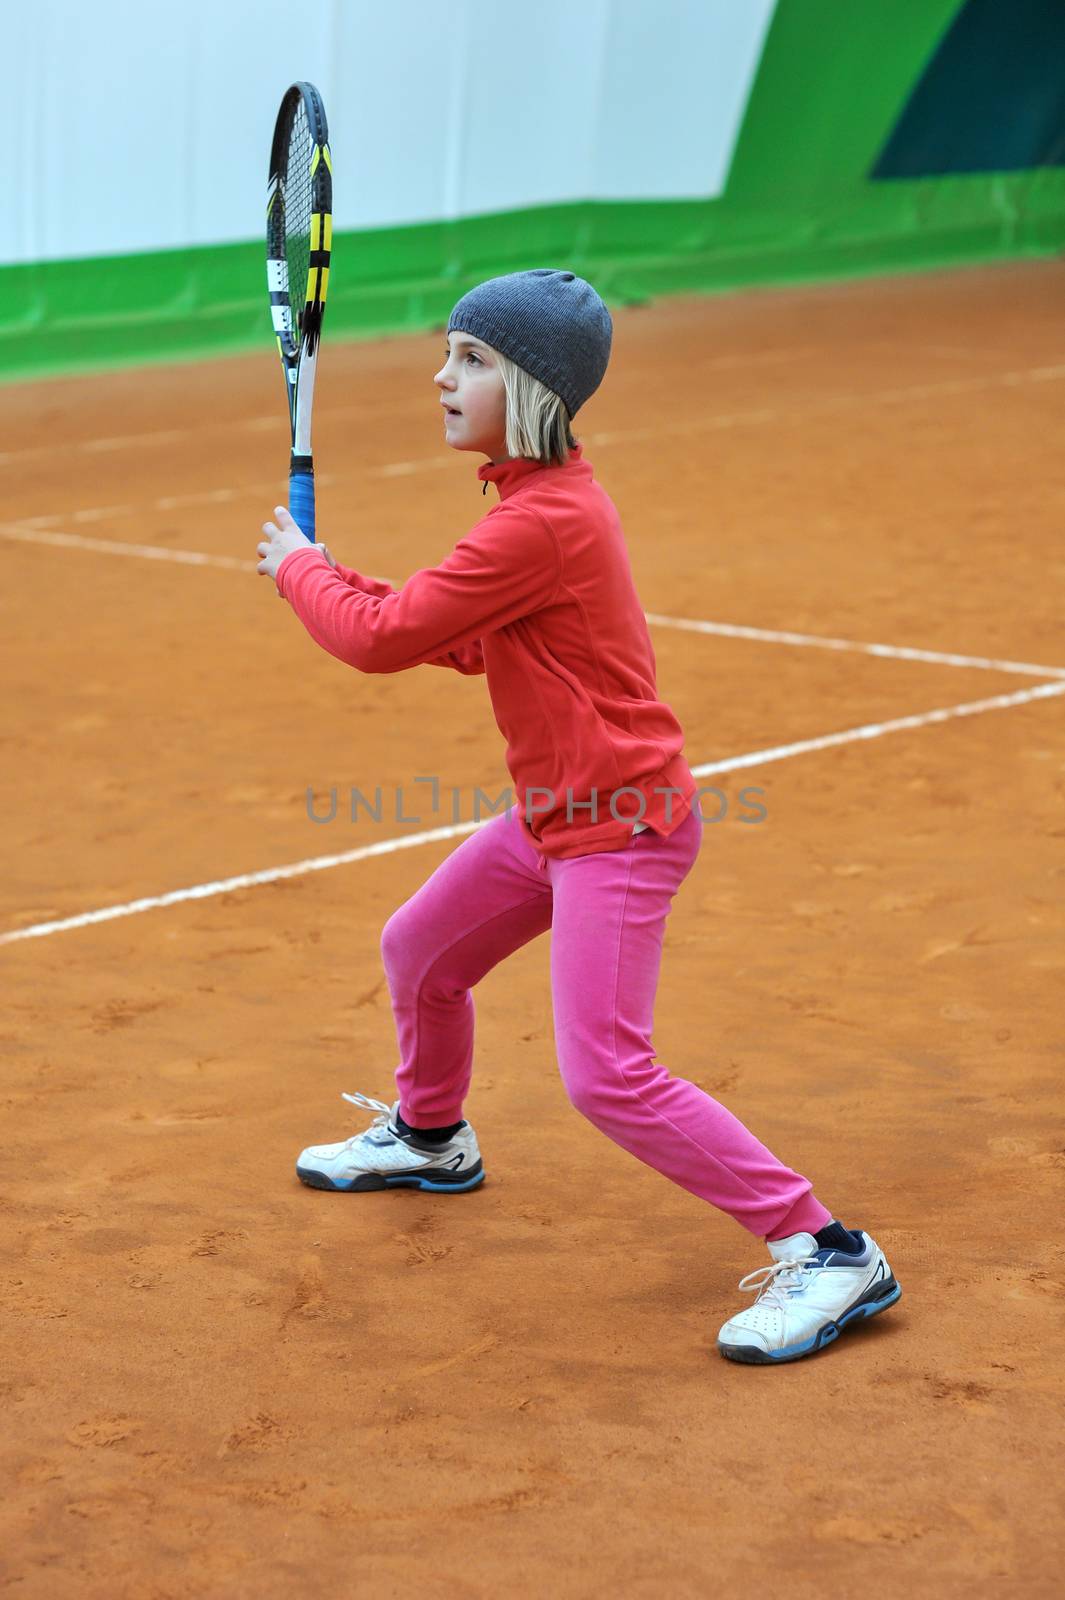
[266,81,332,541]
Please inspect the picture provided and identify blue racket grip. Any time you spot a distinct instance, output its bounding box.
[289,460,316,543]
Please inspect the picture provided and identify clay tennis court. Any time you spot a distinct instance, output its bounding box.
[2,259,1064,1596]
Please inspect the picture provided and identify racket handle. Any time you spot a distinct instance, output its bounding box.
[289,456,316,543]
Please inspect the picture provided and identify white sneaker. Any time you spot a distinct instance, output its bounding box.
[716,1229,902,1364]
[295,1092,485,1193]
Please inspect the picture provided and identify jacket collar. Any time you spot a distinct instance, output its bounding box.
[476,441,586,500]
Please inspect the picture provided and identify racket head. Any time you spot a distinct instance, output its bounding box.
[266,82,332,368]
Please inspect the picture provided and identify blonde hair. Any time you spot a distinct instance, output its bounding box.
[495,350,577,466]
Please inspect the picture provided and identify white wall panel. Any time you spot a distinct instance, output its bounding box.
[436,1,610,220]
[37,2,192,261]
[4,11,42,265]
[593,0,776,199]
[329,3,466,227]
[184,0,337,247]
[2,0,778,266]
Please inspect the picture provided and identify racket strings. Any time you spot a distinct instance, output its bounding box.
[283,98,314,340]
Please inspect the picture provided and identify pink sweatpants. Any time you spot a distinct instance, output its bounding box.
[380,803,832,1241]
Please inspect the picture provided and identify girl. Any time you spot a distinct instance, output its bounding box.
[256,267,901,1365]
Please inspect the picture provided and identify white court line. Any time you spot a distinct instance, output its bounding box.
[643,614,1065,681]
[376,457,453,479]
[5,359,1064,527]
[0,525,257,571]
[0,523,396,582]
[288,362,1065,479]
[2,359,1064,471]
[3,676,1063,947]
[331,361,1065,475]
[0,347,815,467]
[9,473,338,529]
[3,518,1064,682]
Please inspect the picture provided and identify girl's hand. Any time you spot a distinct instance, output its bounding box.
[257,505,336,581]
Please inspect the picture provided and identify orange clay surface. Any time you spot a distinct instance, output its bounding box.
[2,260,1064,1598]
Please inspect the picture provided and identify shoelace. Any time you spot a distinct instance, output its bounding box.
[338,1091,396,1148]
[737,1252,819,1309]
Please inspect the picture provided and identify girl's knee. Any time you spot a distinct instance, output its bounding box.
[381,903,460,1000]
[561,1070,611,1123]
[380,904,415,976]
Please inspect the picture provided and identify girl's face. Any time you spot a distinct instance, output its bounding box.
[434,333,509,461]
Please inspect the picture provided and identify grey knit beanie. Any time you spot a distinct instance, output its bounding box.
[447,267,612,419]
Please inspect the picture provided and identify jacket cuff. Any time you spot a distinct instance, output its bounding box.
[276,543,328,597]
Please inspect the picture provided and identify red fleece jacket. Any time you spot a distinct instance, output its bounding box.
[275,442,697,861]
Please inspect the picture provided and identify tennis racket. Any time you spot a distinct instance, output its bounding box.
[266,81,332,542]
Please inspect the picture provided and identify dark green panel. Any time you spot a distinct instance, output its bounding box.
[873,0,1065,177]
[724,0,965,201]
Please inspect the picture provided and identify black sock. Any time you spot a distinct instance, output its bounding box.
[814,1220,865,1254]
[394,1110,464,1145]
